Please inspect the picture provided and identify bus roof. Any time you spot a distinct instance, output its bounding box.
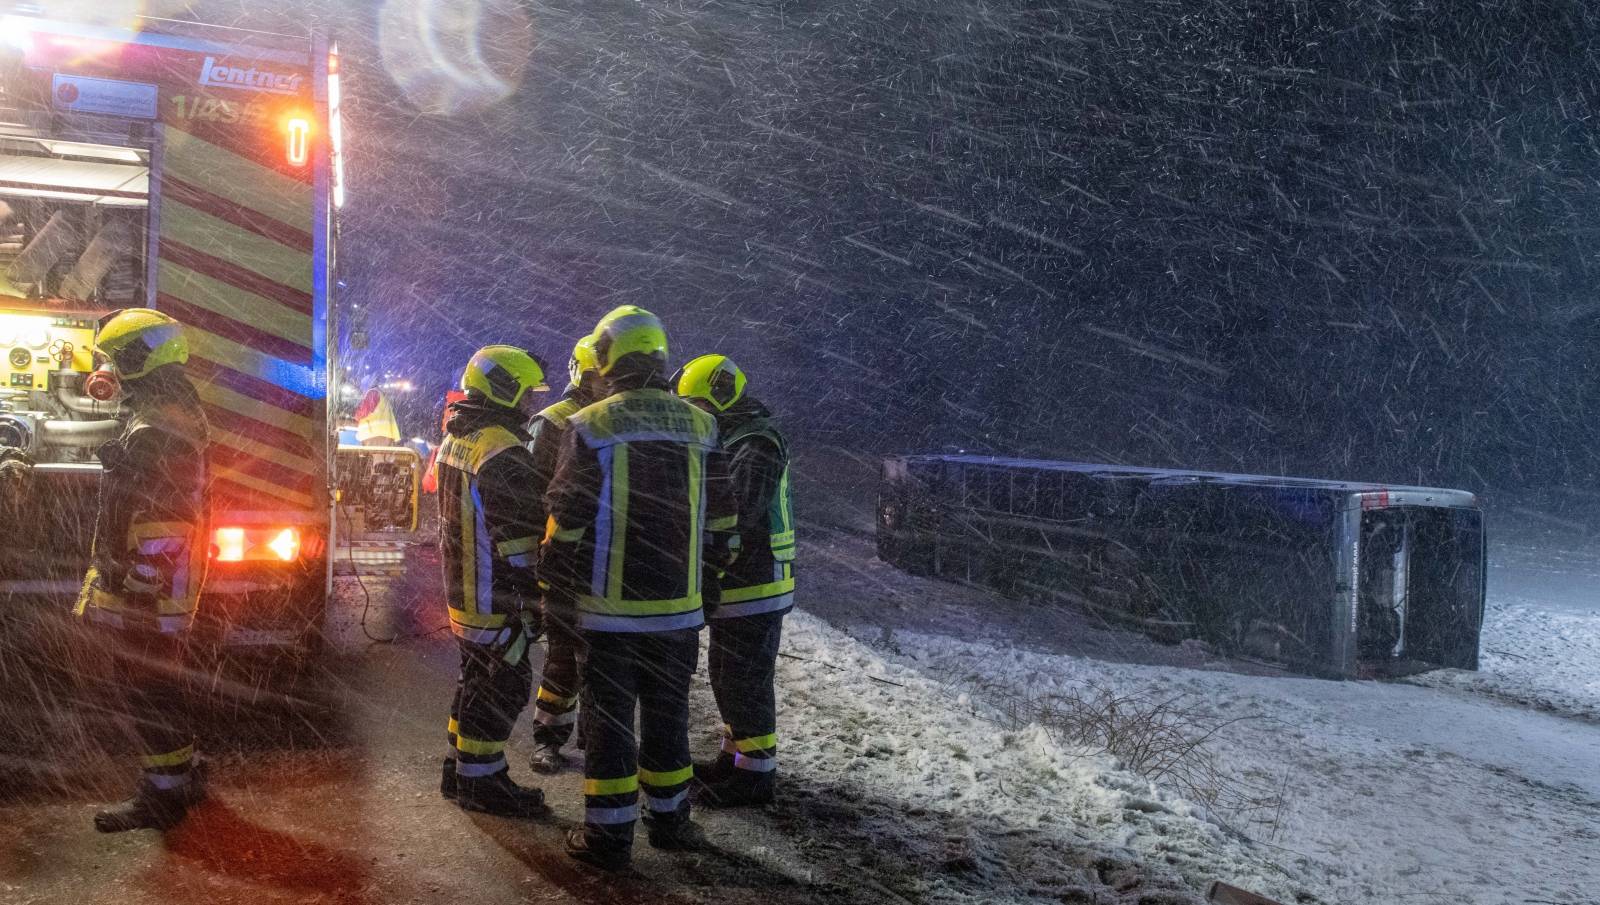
[894,454,1477,502]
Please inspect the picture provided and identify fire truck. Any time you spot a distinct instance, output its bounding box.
[0,13,348,651]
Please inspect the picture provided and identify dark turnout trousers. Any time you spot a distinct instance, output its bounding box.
[708,612,783,773]
[95,627,195,788]
[578,629,699,848]
[533,605,582,746]
[448,633,534,778]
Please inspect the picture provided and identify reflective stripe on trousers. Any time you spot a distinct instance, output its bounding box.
[723,730,778,772]
[584,773,640,826]
[145,771,193,789]
[711,592,794,619]
[586,803,640,825]
[534,708,577,727]
[457,755,508,777]
[640,764,693,813]
[734,752,778,772]
[647,788,689,811]
[141,742,196,786]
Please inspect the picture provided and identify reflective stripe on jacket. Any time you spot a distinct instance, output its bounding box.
[541,386,736,633]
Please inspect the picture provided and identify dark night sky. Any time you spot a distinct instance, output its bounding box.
[199,0,1600,491]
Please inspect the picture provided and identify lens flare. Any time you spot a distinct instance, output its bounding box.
[24,0,145,31]
[378,0,533,116]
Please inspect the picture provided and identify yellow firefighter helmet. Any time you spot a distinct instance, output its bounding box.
[568,333,600,387]
[461,344,549,408]
[94,308,188,380]
[674,353,747,412]
[591,305,667,376]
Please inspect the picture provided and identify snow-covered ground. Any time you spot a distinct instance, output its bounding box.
[1418,517,1600,721]
[773,609,1313,904]
[782,470,1600,905]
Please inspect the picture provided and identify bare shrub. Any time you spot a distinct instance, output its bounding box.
[982,682,1287,837]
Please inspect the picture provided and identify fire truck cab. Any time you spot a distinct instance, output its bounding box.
[0,13,343,652]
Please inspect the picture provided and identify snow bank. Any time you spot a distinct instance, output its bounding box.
[810,609,1600,905]
[773,610,1316,904]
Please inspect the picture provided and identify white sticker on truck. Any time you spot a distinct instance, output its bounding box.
[52,73,159,119]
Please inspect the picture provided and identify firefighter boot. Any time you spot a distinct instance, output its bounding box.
[528,741,565,775]
[455,769,548,819]
[644,812,708,851]
[697,768,776,809]
[565,827,632,871]
[440,757,458,800]
[693,752,735,789]
[94,775,205,833]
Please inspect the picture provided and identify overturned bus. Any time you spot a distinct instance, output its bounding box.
[876,456,1486,679]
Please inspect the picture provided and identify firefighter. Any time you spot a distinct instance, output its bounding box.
[435,345,551,818]
[74,308,210,833]
[526,334,605,774]
[542,306,737,869]
[675,354,794,807]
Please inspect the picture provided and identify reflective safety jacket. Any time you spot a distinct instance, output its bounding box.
[528,393,585,609]
[708,398,795,619]
[542,384,737,633]
[435,401,544,645]
[355,389,401,445]
[75,380,209,635]
[528,394,584,505]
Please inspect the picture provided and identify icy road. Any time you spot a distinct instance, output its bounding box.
[2,468,1598,905]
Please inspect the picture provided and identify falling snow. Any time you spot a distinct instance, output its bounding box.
[4,1,1600,903]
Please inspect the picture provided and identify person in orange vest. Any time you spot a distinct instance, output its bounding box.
[354,388,401,446]
[422,389,467,494]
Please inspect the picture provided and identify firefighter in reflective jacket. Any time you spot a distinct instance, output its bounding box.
[435,345,551,818]
[675,354,794,807]
[526,334,605,774]
[542,306,737,869]
[74,309,209,833]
